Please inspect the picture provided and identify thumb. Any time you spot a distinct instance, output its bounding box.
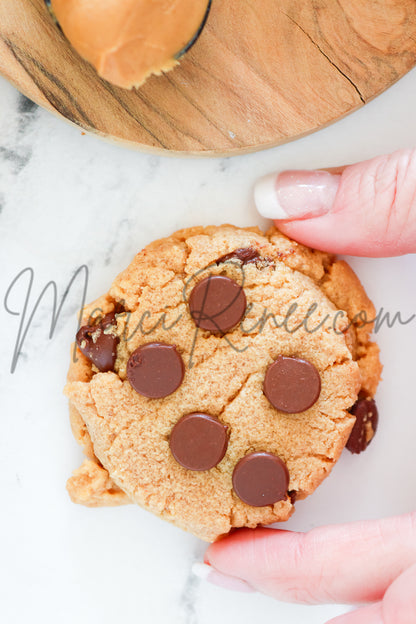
[200,512,416,604]
[254,149,416,257]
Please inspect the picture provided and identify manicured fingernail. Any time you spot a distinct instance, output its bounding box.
[254,170,341,220]
[191,562,256,593]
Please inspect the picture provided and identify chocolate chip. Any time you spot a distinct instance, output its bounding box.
[127,342,185,399]
[346,397,378,454]
[217,247,262,265]
[232,452,290,507]
[288,490,297,505]
[263,355,321,413]
[188,275,247,333]
[100,311,117,328]
[113,301,126,315]
[76,312,119,372]
[169,413,228,471]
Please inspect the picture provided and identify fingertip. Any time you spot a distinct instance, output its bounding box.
[191,562,256,593]
[202,528,273,593]
[254,173,286,219]
[205,528,254,566]
[255,170,341,221]
[205,527,272,572]
[264,149,416,257]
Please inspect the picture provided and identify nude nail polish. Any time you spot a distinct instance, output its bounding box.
[254,170,341,220]
[192,562,256,593]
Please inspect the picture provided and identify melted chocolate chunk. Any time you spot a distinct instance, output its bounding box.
[170,413,228,471]
[232,451,290,507]
[76,312,119,372]
[216,247,262,265]
[288,490,297,505]
[188,275,247,333]
[127,342,185,399]
[346,397,378,454]
[264,355,321,414]
[113,301,126,315]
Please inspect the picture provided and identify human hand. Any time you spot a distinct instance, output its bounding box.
[199,515,416,623]
[193,149,416,623]
[254,148,416,257]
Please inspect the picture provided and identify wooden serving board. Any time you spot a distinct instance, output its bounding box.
[1,0,416,156]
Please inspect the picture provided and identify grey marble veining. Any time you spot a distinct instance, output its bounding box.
[1,70,416,624]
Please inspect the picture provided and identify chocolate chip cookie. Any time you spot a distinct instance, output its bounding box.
[65,225,382,541]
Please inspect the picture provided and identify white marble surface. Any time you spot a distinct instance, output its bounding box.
[1,67,416,624]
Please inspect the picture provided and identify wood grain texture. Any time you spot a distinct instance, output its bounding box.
[1,0,415,155]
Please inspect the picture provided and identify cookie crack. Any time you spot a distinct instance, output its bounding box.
[218,372,253,420]
[289,452,334,463]
[321,356,351,373]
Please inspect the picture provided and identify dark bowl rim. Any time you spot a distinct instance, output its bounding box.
[175,0,212,59]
